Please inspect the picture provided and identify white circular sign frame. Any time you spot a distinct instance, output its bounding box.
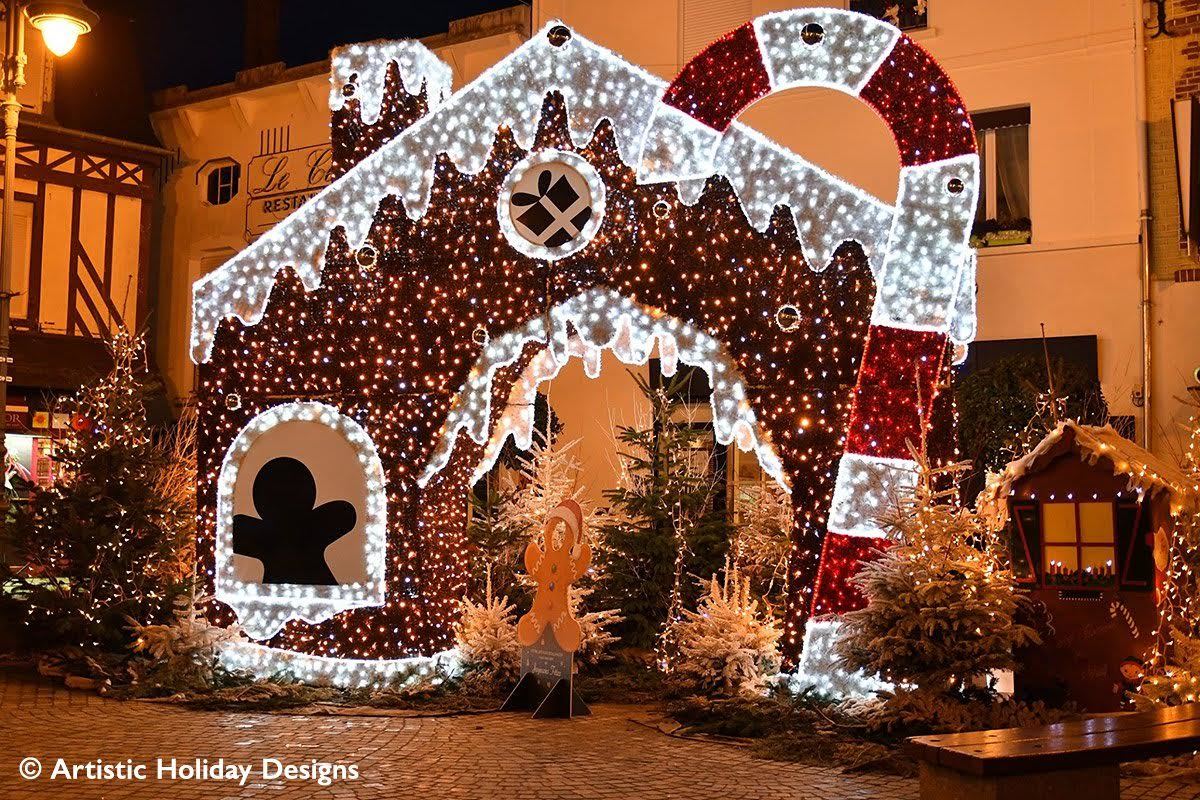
[498,149,606,261]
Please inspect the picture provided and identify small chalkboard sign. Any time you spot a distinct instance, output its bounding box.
[501,630,590,719]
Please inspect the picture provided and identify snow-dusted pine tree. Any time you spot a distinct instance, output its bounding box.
[729,480,792,604]
[664,563,782,697]
[1135,625,1200,708]
[834,441,1039,692]
[453,566,521,688]
[468,431,600,594]
[127,581,241,690]
[500,434,592,533]
[571,584,623,669]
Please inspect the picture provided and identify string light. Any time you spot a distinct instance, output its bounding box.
[220,641,460,689]
[787,618,890,698]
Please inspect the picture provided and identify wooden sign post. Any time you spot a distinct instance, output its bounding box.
[502,499,591,719]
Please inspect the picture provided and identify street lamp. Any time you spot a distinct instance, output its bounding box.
[0,0,96,504]
[26,1,97,56]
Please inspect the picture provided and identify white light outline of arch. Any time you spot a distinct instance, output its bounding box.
[418,287,786,494]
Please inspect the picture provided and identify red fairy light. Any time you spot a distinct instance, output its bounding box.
[844,325,949,461]
[662,22,772,132]
[811,532,890,616]
[859,35,977,167]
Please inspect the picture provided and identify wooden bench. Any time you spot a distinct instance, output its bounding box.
[907,703,1200,800]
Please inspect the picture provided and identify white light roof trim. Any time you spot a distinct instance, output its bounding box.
[190,21,901,364]
[329,39,454,124]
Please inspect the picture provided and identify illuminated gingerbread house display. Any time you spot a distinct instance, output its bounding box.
[981,421,1197,710]
[190,8,980,686]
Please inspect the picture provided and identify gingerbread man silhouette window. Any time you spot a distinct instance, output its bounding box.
[232,456,358,585]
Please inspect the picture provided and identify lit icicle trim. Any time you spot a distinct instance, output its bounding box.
[712,125,895,270]
[785,618,890,698]
[827,453,917,538]
[947,249,978,348]
[871,154,980,332]
[753,9,900,95]
[191,21,904,363]
[220,641,461,689]
[329,40,454,124]
[637,103,724,183]
[470,337,594,485]
[469,329,686,486]
[191,22,663,363]
[419,288,786,490]
[215,402,388,640]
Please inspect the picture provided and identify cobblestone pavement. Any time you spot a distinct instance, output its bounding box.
[1,670,1197,799]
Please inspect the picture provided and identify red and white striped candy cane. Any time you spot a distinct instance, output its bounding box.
[637,9,980,626]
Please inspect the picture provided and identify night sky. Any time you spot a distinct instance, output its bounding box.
[51,0,525,144]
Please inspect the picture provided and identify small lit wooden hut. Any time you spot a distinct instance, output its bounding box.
[980,421,1196,711]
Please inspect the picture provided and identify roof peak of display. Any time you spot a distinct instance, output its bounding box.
[189,18,909,364]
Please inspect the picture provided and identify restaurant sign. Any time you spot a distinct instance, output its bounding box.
[244,143,333,240]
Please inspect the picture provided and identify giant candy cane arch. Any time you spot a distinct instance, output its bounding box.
[638,9,980,617]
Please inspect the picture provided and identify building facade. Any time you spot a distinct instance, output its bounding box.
[153,0,1200,486]
[1,20,166,492]
[151,6,529,411]
[1144,0,1200,439]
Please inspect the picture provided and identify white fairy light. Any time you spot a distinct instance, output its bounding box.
[827,453,919,538]
[754,10,900,96]
[189,20,975,364]
[785,618,891,698]
[329,40,453,124]
[220,641,461,689]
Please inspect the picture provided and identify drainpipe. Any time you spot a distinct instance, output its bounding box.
[1134,2,1154,450]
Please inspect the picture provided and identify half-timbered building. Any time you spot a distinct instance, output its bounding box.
[1,46,167,489]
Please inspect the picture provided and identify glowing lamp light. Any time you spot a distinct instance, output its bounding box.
[26,0,98,57]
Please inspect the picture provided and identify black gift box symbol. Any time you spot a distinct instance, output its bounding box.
[511,167,592,247]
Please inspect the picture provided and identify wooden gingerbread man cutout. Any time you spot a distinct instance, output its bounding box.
[517,499,591,651]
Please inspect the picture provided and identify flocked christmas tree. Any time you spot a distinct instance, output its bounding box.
[834,431,1038,694]
[4,330,194,654]
[664,562,782,697]
[454,564,521,689]
[468,429,601,594]
[127,580,241,691]
[460,425,621,678]
[728,480,792,606]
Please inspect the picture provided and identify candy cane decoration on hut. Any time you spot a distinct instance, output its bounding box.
[639,9,979,632]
